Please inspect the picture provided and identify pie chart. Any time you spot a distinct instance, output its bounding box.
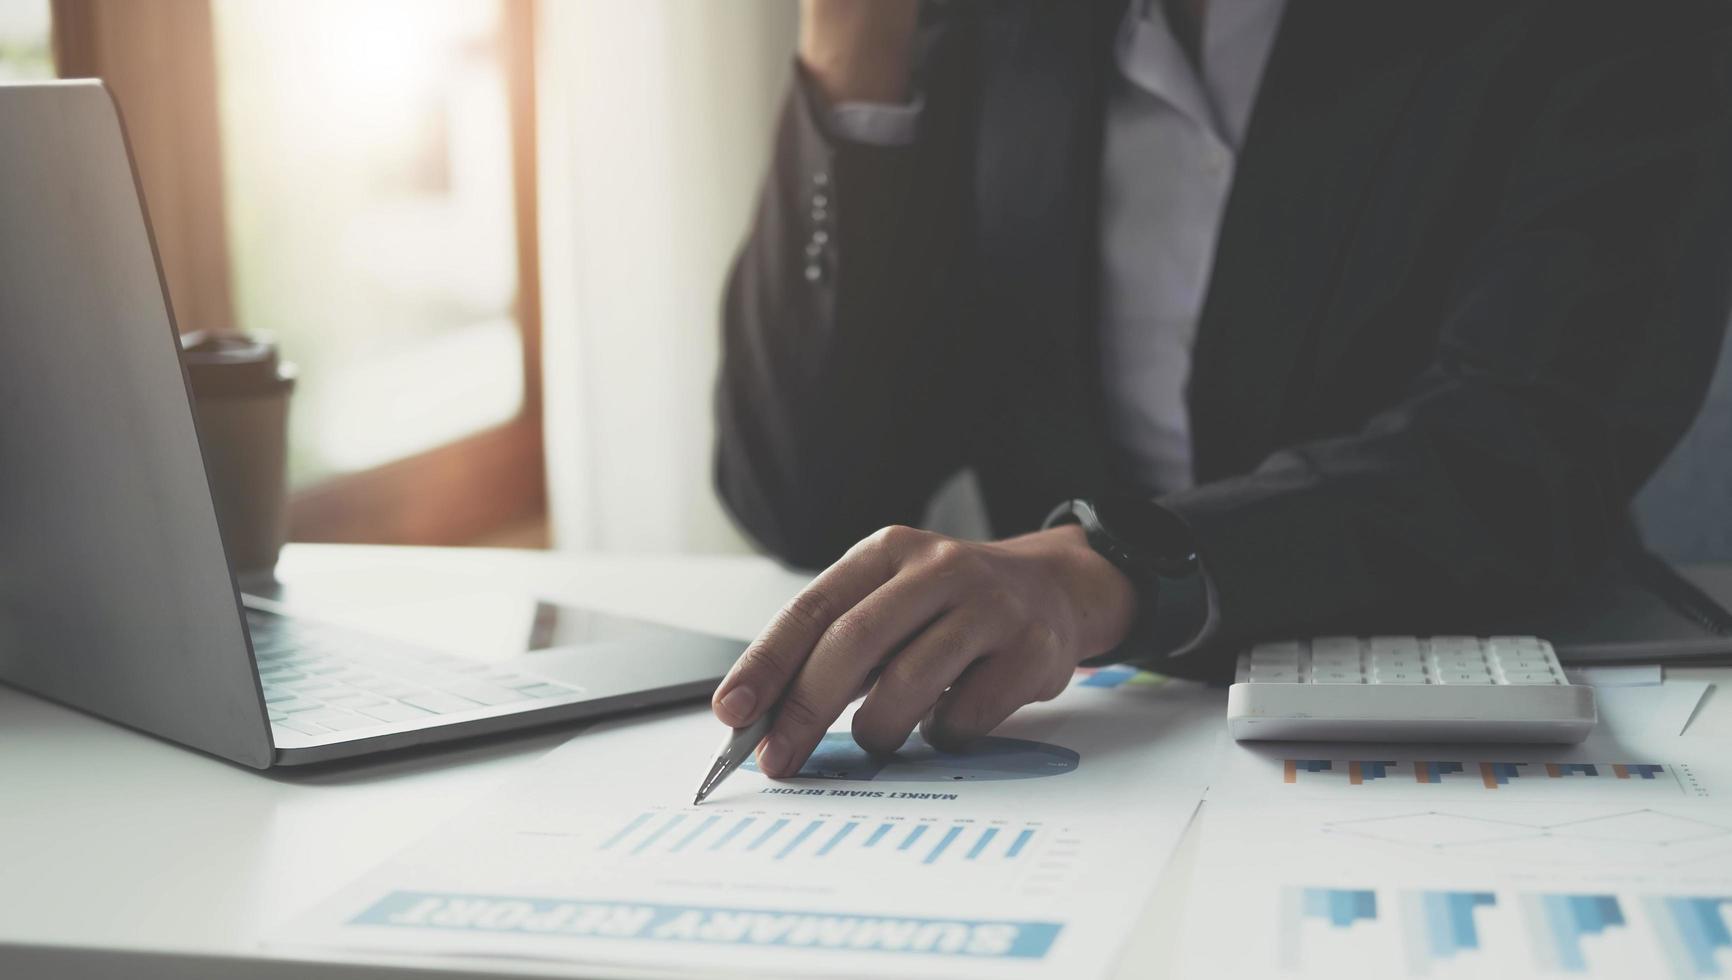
[743,731,1079,782]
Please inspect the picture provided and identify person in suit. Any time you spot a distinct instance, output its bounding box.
[708,0,1732,777]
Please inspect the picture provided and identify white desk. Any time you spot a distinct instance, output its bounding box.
[1,545,1725,979]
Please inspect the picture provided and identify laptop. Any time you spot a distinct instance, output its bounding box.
[0,81,746,767]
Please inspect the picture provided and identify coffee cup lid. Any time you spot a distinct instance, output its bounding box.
[181,330,295,396]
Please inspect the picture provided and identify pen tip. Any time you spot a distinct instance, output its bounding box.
[692,793,705,806]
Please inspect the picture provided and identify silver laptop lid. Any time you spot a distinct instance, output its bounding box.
[0,82,271,768]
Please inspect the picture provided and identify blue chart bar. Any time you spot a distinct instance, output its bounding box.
[967,828,1000,860]
[1303,888,1379,928]
[633,814,685,854]
[925,825,964,865]
[1645,896,1732,979]
[747,818,790,852]
[1007,828,1035,858]
[864,823,894,848]
[598,812,653,851]
[1402,891,1495,971]
[1081,665,1138,687]
[776,820,824,860]
[1282,887,1378,971]
[816,821,858,857]
[899,825,928,851]
[710,816,755,851]
[1523,893,1625,972]
[670,815,719,854]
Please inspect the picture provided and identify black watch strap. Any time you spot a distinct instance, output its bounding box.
[1043,498,1209,662]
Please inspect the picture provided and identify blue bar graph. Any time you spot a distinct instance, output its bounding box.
[1282,887,1379,970]
[1523,893,1625,972]
[596,811,1040,866]
[747,818,789,852]
[598,812,653,851]
[1645,896,1732,979]
[670,815,719,854]
[1301,888,1378,928]
[1402,891,1495,970]
[816,821,858,856]
[709,816,755,851]
[925,825,964,865]
[1549,763,1599,778]
[632,814,685,854]
[775,820,824,860]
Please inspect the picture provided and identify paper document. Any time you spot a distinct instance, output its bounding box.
[1591,680,1711,737]
[277,672,1222,979]
[1182,797,1732,978]
[1183,729,1732,977]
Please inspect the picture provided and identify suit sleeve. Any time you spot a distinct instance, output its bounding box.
[1159,8,1732,670]
[714,17,980,570]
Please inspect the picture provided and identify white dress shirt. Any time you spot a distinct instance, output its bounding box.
[825,0,1286,495]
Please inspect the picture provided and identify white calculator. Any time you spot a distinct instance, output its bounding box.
[1226,636,1597,743]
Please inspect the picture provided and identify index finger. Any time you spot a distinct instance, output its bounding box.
[710,539,895,727]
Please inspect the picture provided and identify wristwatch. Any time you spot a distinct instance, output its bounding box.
[1042,496,1208,661]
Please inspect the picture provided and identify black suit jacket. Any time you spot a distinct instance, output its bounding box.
[715,0,1732,671]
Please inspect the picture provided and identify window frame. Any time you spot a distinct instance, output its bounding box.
[52,0,547,546]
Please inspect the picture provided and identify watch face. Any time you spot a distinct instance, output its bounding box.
[1092,495,1198,571]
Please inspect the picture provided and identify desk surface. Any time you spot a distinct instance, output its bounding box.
[2,545,1726,979]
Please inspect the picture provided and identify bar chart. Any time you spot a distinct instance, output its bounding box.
[1644,896,1732,979]
[595,807,1050,870]
[1399,890,1497,974]
[1278,757,1704,799]
[1263,883,1732,978]
[1279,887,1390,971]
[1522,893,1628,972]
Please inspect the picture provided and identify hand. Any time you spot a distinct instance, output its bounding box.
[799,0,920,104]
[711,524,1138,777]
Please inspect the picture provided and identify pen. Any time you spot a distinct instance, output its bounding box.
[692,709,776,805]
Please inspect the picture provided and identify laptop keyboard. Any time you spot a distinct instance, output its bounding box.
[247,609,582,737]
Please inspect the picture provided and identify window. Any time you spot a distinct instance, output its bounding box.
[0,1,53,79]
[212,0,525,485]
[51,0,548,545]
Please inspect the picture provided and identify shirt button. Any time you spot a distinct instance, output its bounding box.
[812,171,829,188]
[803,263,823,283]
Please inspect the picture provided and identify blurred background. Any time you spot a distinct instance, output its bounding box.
[2,0,1726,563]
[0,0,793,554]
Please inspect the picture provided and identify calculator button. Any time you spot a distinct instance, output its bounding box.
[1372,670,1428,684]
[1499,671,1560,685]
[1311,670,1364,684]
[1438,670,1493,684]
[1311,637,1362,656]
[1248,666,1300,683]
[1369,637,1422,657]
[1428,636,1481,652]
